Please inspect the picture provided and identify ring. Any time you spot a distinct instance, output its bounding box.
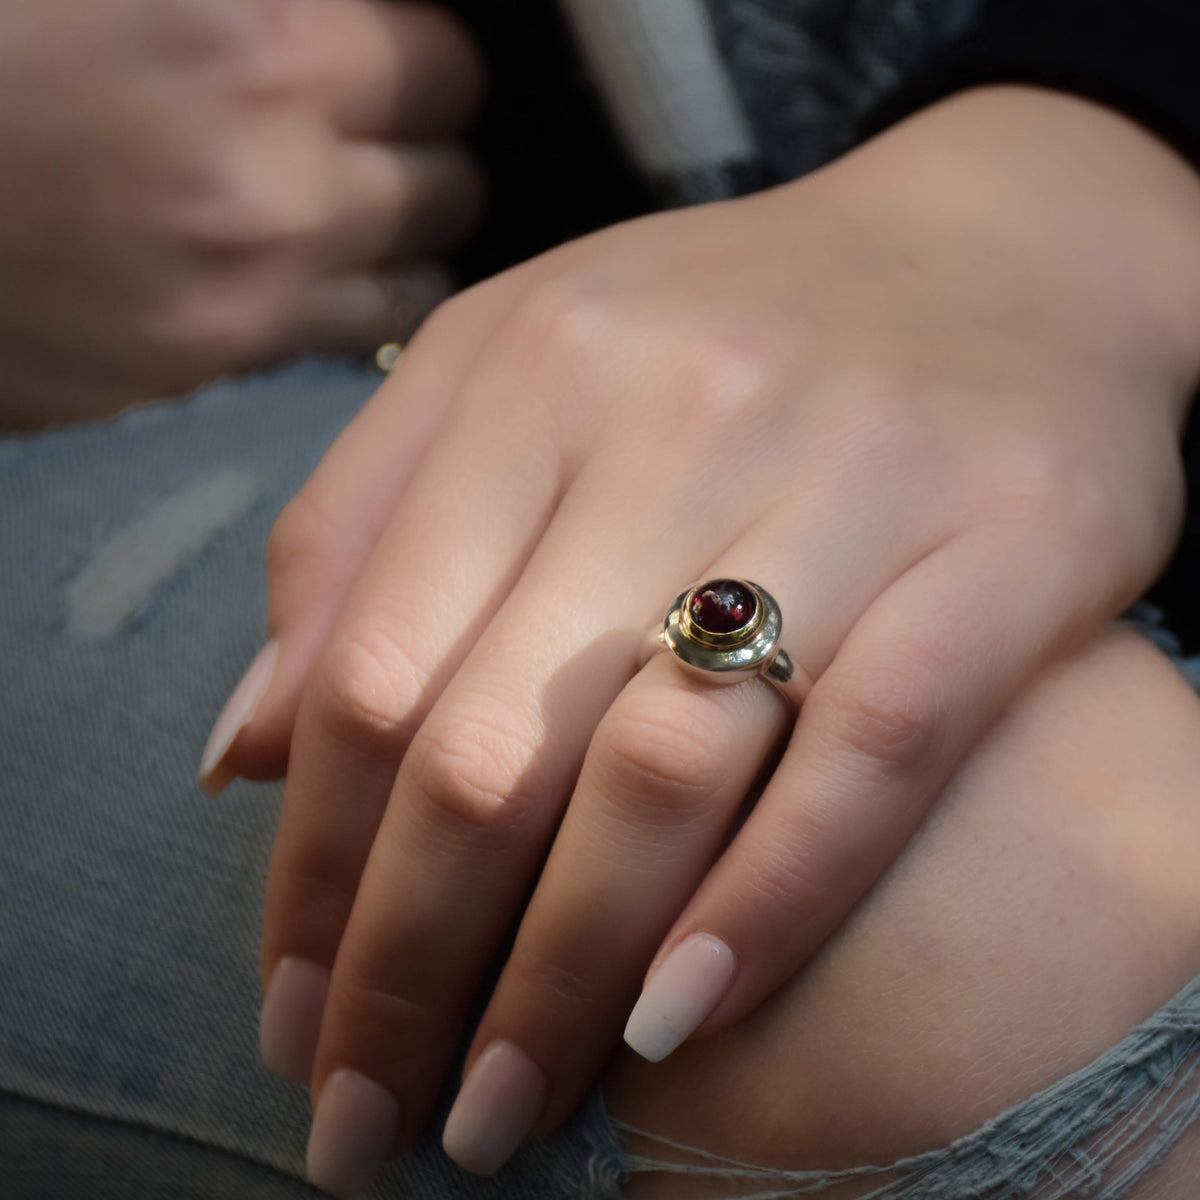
[642,579,813,707]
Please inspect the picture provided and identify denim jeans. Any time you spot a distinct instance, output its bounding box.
[2,361,1198,1200]
[0,361,624,1199]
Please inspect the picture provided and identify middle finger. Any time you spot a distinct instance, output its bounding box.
[301,462,747,1194]
[440,507,934,1171]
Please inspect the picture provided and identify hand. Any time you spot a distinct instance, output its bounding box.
[0,0,485,426]
[216,86,1200,1191]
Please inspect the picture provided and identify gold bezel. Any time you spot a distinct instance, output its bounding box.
[679,579,765,649]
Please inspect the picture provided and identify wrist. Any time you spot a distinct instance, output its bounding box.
[820,85,1200,429]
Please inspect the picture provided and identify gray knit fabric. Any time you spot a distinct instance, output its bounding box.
[702,0,975,181]
[562,0,977,203]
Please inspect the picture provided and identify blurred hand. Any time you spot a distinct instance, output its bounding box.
[212,86,1200,1191]
[0,0,485,426]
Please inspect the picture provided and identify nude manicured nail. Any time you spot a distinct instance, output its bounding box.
[198,640,278,795]
[259,957,329,1084]
[307,1070,399,1199]
[624,933,737,1062]
[442,1041,548,1176]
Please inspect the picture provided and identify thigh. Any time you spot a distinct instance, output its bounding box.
[604,627,1200,1199]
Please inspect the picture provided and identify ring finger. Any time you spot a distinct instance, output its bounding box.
[438,512,945,1173]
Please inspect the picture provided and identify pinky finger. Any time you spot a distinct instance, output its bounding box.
[625,523,1124,1060]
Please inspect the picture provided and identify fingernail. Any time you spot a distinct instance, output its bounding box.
[442,1041,548,1176]
[623,933,737,1063]
[198,640,279,795]
[307,1070,399,1199]
[260,957,329,1084]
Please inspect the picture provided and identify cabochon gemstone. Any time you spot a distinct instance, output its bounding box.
[689,580,757,635]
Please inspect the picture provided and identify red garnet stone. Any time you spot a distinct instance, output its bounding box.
[689,580,757,635]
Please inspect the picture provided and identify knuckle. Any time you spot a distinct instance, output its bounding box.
[322,972,443,1053]
[505,944,609,1022]
[509,275,626,375]
[267,853,359,953]
[665,336,773,434]
[509,278,774,438]
[595,689,729,821]
[737,836,832,914]
[982,447,1140,583]
[311,621,429,758]
[981,434,1113,543]
[815,667,943,775]
[407,704,544,832]
[187,175,330,253]
[132,281,282,367]
[150,143,331,257]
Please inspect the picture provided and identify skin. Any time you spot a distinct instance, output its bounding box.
[604,628,1200,1199]
[212,85,1200,1182]
[0,0,486,427]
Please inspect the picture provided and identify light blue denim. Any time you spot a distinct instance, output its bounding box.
[1,360,1199,1200]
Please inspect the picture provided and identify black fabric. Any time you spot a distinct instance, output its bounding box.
[869,0,1200,172]
[444,0,652,284]
[704,0,969,184]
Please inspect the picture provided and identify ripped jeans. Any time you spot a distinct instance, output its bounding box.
[1,360,1198,1199]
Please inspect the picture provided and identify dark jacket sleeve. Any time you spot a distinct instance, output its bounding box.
[872,0,1200,168]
